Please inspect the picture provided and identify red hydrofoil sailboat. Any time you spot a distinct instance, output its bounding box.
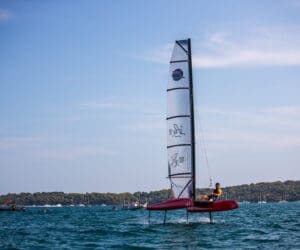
[146,39,238,223]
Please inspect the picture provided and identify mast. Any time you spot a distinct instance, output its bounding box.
[187,39,196,201]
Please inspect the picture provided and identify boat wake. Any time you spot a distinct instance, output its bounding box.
[140,216,226,225]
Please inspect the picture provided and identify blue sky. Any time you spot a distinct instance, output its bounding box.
[0,0,300,194]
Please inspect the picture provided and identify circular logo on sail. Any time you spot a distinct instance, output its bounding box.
[172,68,184,81]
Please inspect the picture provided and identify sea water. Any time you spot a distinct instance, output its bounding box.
[0,202,299,249]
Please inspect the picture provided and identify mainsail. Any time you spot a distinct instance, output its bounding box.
[167,39,196,200]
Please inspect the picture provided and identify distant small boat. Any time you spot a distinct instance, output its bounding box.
[278,200,287,203]
[258,193,267,204]
[0,200,26,212]
[0,205,26,212]
[122,201,144,210]
[239,201,250,204]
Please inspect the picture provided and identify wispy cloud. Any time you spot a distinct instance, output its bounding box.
[140,27,300,68]
[196,105,300,151]
[35,146,114,161]
[80,97,163,115]
[0,8,12,22]
[80,98,122,110]
[80,101,120,109]
[140,43,173,64]
[122,115,165,131]
[0,136,43,151]
[0,136,114,160]
[199,105,300,129]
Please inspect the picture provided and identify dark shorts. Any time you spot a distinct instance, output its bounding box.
[207,195,218,201]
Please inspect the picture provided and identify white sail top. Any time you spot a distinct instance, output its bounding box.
[167,39,195,199]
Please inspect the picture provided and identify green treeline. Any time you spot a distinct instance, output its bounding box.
[0,180,299,206]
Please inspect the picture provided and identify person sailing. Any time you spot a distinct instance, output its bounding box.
[200,182,222,202]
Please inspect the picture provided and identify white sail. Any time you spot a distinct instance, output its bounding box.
[167,39,195,199]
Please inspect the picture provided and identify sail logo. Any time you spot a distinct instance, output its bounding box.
[169,124,185,137]
[169,153,184,168]
[172,68,184,81]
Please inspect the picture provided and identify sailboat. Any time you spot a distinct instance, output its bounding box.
[0,199,26,212]
[146,39,238,223]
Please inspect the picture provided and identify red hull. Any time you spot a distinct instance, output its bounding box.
[147,198,238,212]
[147,198,193,210]
[187,200,238,213]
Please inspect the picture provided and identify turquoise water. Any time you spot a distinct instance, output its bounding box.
[0,202,299,249]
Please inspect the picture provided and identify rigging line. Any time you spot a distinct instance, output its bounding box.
[195,106,213,188]
[169,179,184,189]
[199,112,212,187]
[169,178,192,198]
[197,126,211,187]
[176,41,188,54]
[178,179,192,198]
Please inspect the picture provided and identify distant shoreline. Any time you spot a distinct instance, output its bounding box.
[1,180,299,206]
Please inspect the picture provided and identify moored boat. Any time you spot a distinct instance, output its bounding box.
[122,201,144,210]
[0,205,26,212]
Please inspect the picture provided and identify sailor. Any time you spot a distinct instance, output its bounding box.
[200,182,222,202]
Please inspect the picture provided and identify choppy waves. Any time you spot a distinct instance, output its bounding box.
[0,202,299,249]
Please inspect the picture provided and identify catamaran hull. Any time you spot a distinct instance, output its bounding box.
[187,200,238,213]
[147,198,193,210]
[147,198,238,212]
[147,198,239,213]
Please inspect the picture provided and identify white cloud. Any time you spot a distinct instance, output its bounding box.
[206,32,229,44]
[262,106,300,118]
[199,105,300,129]
[193,49,300,68]
[81,101,120,109]
[0,136,43,151]
[140,28,300,68]
[80,98,166,131]
[0,8,12,21]
[124,116,164,131]
[35,146,114,160]
[80,97,163,116]
[140,43,173,64]
[0,136,114,160]
[196,105,300,151]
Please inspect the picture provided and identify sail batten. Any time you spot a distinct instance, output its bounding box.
[167,87,190,91]
[167,115,190,120]
[167,39,195,199]
[169,173,192,177]
[170,60,188,63]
